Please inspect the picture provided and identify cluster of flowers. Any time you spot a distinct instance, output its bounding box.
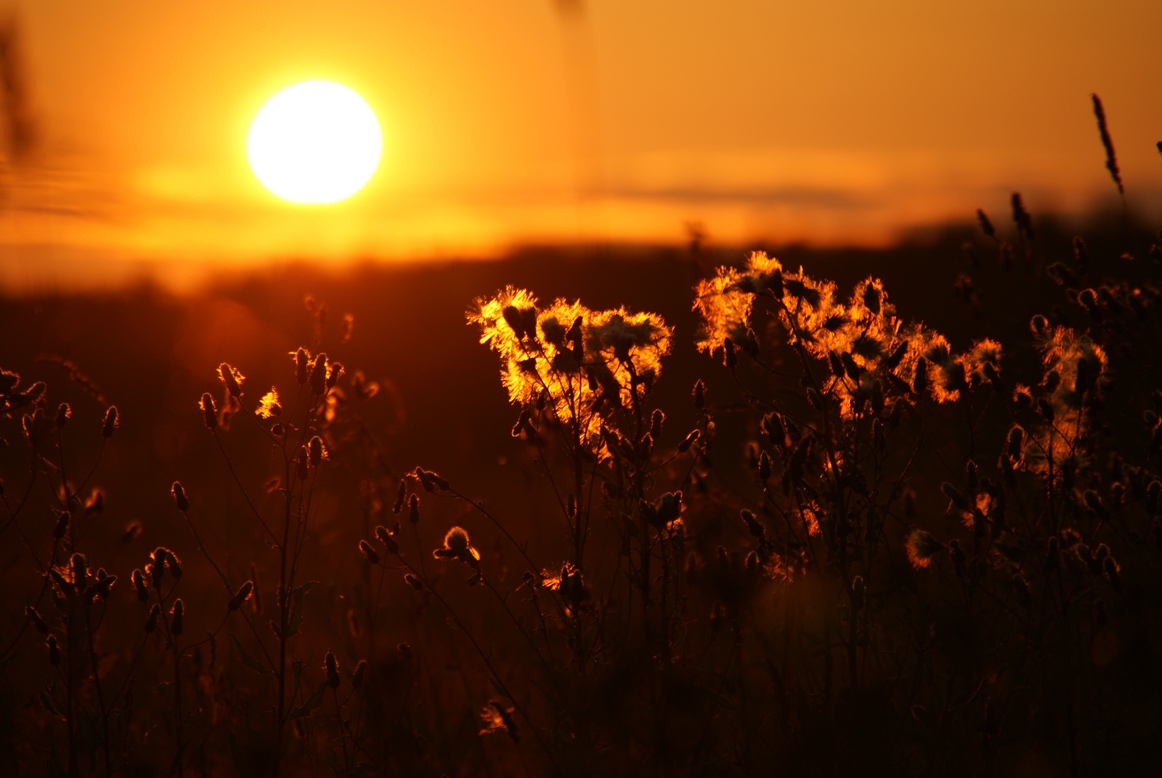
[469,286,672,448]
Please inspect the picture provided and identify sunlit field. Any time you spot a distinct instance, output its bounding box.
[3,2,1162,776]
[4,200,1162,776]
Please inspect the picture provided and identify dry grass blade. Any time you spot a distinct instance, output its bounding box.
[1091,93,1124,195]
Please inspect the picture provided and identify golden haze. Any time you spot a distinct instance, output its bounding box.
[0,0,1160,288]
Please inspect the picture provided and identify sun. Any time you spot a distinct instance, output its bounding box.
[247,80,382,205]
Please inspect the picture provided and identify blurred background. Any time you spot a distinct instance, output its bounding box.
[0,0,1159,292]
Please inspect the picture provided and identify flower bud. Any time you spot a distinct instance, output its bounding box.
[132,569,149,602]
[374,525,399,555]
[229,581,254,611]
[358,540,380,565]
[693,380,706,410]
[308,436,325,468]
[52,511,71,541]
[172,481,189,512]
[26,606,48,634]
[218,363,244,398]
[46,635,61,666]
[325,651,340,688]
[310,352,328,395]
[294,348,309,385]
[352,659,367,689]
[101,406,119,438]
[171,599,184,636]
[200,393,217,431]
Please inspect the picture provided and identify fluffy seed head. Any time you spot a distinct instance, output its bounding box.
[906,529,944,569]
[444,527,469,554]
[308,436,325,468]
[293,348,309,385]
[218,363,244,398]
[434,526,480,568]
[309,352,328,395]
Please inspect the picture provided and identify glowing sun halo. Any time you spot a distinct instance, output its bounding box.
[247,80,382,204]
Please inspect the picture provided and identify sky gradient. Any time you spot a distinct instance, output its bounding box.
[1,0,1160,289]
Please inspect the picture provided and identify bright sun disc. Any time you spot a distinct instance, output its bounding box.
[248,80,382,204]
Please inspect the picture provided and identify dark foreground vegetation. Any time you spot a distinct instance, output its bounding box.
[2,206,1162,777]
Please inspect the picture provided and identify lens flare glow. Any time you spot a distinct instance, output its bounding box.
[247,80,382,204]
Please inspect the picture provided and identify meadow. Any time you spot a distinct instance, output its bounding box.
[2,198,1161,778]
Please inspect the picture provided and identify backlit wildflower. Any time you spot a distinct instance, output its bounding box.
[694,252,965,419]
[257,388,281,419]
[218,363,244,398]
[1019,327,1108,481]
[434,526,480,568]
[470,288,672,446]
[906,529,944,569]
[479,700,519,742]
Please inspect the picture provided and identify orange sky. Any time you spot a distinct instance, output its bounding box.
[1,0,1160,289]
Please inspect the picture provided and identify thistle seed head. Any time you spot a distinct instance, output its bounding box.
[218,363,244,398]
